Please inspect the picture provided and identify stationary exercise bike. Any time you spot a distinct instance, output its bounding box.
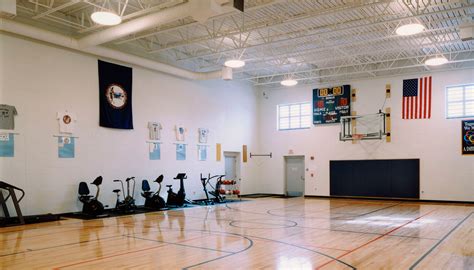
[166,173,190,207]
[113,177,136,212]
[142,175,166,209]
[78,176,107,216]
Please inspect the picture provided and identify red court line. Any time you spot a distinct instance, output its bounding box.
[0,227,87,243]
[53,243,169,269]
[312,245,351,252]
[315,209,436,270]
[53,234,211,269]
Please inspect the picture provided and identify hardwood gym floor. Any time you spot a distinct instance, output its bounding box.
[0,198,473,269]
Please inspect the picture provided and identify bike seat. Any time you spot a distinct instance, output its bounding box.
[91,176,103,186]
[78,182,90,196]
[155,175,164,183]
[174,173,187,180]
[166,185,172,188]
[142,180,151,192]
[113,189,121,193]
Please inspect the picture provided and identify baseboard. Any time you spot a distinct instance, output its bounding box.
[240,193,287,198]
[304,195,474,205]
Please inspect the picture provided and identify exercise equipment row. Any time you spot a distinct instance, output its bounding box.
[77,173,191,217]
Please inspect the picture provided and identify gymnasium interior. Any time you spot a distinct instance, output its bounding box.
[0,0,473,269]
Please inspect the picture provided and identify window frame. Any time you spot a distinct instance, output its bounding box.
[277,101,312,131]
[445,83,474,119]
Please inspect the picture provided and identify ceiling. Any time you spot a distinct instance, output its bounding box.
[11,0,474,87]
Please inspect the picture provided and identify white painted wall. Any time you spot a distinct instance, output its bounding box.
[257,69,474,202]
[0,33,260,215]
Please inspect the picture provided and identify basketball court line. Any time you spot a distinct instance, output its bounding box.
[295,225,441,241]
[242,234,356,270]
[408,212,474,269]
[181,234,254,270]
[5,199,467,269]
[228,219,298,228]
[125,234,235,254]
[0,226,96,243]
[0,235,123,258]
[53,242,169,269]
[315,209,437,269]
[49,222,352,269]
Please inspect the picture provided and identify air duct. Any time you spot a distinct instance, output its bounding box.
[0,18,225,80]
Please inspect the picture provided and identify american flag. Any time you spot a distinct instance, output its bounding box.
[402,76,432,119]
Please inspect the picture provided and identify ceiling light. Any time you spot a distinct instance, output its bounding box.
[224,59,245,68]
[395,23,425,36]
[91,11,122,26]
[281,79,298,86]
[425,56,448,66]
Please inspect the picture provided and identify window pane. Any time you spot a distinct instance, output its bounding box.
[279,117,289,130]
[447,102,464,118]
[289,105,300,116]
[466,86,474,100]
[279,105,289,117]
[465,101,474,116]
[447,87,463,102]
[290,116,300,129]
[301,115,311,128]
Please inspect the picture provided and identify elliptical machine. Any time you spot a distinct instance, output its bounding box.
[113,177,136,213]
[207,174,226,203]
[166,173,189,207]
[78,176,107,217]
[142,175,166,209]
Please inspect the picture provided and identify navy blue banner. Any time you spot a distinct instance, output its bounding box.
[98,60,133,129]
[313,85,351,125]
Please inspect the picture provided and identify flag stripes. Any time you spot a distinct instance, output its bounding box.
[402,76,432,119]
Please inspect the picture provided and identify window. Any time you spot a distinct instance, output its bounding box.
[278,102,311,130]
[446,84,474,119]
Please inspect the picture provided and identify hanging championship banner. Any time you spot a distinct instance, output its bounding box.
[0,133,14,157]
[58,136,75,158]
[313,85,351,125]
[462,120,474,155]
[98,60,133,129]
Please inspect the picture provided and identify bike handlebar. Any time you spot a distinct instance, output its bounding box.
[0,181,26,202]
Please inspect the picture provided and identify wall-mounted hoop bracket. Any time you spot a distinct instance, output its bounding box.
[250,152,272,158]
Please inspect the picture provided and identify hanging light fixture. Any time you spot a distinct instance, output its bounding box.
[91,11,122,26]
[281,79,298,86]
[224,59,246,68]
[395,23,425,36]
[425,56,449,66]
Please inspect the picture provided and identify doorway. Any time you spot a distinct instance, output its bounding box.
[224,152,240,181]
[285,156,305,197]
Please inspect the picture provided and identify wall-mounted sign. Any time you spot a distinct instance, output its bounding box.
[462,120,474,155]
